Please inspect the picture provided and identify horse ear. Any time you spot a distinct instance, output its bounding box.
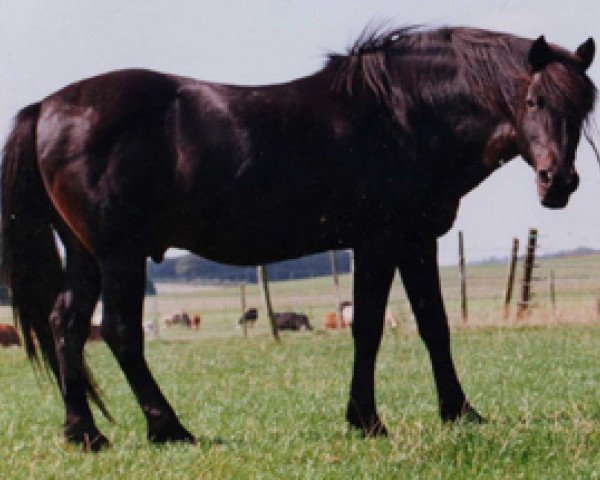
[528,36,551,72]
[575,37,595,71]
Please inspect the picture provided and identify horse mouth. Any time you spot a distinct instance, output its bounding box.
[537,173,578,210]
[541,195,569,209]
[539,183,574,209]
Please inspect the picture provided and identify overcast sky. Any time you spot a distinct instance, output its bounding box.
[0,0,598,264]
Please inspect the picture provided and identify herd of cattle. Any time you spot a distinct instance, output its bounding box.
[0,301,398,347]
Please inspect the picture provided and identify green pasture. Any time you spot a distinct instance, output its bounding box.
[2,327,600,478]
[1,254,600,478]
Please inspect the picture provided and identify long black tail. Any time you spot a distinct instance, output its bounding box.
[1,103,63,368]
[1,104,110,419]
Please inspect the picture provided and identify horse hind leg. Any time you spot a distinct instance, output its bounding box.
[100,253,195,444]
[49,240,109,451]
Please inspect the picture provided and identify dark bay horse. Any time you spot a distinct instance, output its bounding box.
[2,26,596,450]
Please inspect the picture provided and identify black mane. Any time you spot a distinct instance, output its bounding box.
[327,25,596,122]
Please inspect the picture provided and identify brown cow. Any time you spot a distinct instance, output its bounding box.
[190,315,201,330]
[333,302,398,329]
[0,324,21,347]
[162,312,200,329]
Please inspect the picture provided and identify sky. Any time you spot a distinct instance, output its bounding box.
[0,0,598,265]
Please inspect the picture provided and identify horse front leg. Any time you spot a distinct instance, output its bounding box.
[398,236,483,422]
[100,255,196,444]
[346,244,395,436]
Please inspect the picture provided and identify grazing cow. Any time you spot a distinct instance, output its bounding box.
[0,324,21,347]
[238,308,258,327]
[341,301,353,327]
[274,312,313,331]
[324,312,339,329]
[162,312,199,329]
[190,315,201,330]
[337,302,398,328]
[324,310,350,329]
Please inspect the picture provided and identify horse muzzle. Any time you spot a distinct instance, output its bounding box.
[537,168,579,209]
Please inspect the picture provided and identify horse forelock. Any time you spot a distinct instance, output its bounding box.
[537,61,597,121]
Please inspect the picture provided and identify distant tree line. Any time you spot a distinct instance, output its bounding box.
[148,250,351,283]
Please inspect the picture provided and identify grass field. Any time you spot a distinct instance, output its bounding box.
[2,255,600,478]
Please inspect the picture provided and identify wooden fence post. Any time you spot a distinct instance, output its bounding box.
[503,237,519,320]
[517,228,538,319]
[240,282,247,338]
[330,251,341,327]
[458,231,468,323]
[549,270,556,317]
[257,265,279,341]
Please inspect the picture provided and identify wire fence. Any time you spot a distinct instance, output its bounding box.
[135,242,600,341]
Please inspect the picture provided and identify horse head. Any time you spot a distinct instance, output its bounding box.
[519,36,596,209]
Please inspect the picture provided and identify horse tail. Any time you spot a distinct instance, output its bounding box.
[2,104,112,420]
[2,103,65,373]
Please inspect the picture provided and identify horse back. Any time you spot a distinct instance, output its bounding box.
[33,68,406,264]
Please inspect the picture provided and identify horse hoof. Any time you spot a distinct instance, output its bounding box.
[442,401,486,424]
[82,433,111,453]
[347,418,389,437]
[346,404,388,437]
[362,420,388,438]
[64,417,110,452]
[462,404,486,424]
[148,422,196,444]
[65,430,110,452]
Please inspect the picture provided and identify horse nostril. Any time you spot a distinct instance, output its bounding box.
[538,169,552,185]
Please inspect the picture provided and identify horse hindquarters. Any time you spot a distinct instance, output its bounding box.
[1,103,113,450]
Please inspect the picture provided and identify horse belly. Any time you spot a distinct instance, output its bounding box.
[172,188,352,265]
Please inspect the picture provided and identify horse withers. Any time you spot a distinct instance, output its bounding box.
[2,26,596,450]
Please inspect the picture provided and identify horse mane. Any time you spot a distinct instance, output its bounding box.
[326,25,597,123]
[327,25,419,100]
